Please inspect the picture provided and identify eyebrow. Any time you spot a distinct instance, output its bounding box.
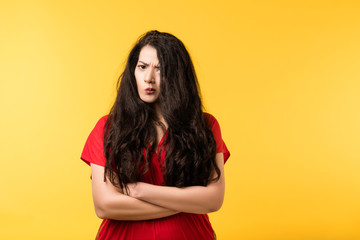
[138,61,160,68]
[139,61,149,66]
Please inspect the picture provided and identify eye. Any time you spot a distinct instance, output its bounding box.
[155,67,161,73]
[137,65,146,70]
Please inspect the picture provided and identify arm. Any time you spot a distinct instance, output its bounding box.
[90,163,179,220]
[126,153,225,214]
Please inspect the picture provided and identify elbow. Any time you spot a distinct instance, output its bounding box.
[205,181,225,213]
[207,196,224,213]
[94,204,107,219]
[93,198,110,219]
[208,202,223,213]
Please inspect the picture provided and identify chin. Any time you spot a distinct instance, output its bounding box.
[140,95,159,104]
[140,98,158,104]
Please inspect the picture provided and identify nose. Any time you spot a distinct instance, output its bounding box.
[144,68,155,84]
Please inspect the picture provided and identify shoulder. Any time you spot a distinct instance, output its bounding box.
[203,112,230,162]
[92,115,109,132]
[203,112,215,120]
[80,115,109,166]
[86,115,110,146]
[203,112,220,129]
[97,115,109,126]
[203,112,222,139]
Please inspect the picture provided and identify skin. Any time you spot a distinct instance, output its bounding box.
[124,153,225,214]
[91,163,179,220]
[134,45,161,105]
[134,44,167,145]
[90,45,226,220]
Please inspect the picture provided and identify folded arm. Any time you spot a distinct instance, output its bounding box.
[126,153,225,214]
[90,163,178,221]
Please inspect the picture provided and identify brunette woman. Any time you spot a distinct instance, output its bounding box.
[81,30,230,240]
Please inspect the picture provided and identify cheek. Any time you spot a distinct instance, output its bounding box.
[156,76,161,87]
[134,72,142,88]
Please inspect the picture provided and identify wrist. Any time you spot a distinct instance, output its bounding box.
[128,182,145,199]
[135,182,146,199]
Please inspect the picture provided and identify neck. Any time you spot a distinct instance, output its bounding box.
[154,103,168,129]
[154,103,161,117]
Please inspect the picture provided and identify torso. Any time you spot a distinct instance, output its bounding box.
[95,138,215,240]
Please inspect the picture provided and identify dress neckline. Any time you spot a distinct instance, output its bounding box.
[155,130,168,155]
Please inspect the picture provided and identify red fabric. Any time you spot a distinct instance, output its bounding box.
[81,113,230,240]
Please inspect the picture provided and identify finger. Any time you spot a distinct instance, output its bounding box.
[122,186,128,195]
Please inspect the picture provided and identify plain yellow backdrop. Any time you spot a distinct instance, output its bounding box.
[1,0,360,239]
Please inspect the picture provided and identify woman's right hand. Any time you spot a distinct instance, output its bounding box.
[90,163,178,220]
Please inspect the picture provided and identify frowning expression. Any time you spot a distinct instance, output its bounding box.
[135,45,161,104]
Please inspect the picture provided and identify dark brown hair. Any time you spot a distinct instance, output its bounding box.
[104,30,219,189]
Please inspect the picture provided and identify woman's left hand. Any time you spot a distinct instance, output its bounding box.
[122,153,225,214]
[124,182,145,198]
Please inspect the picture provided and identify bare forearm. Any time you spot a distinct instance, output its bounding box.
[90,163,178,221]
[129,183,224,214]
[127,153,226,214]
[95,192,178,220]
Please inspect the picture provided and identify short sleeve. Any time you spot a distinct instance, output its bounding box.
[80,115,108,167]
[205,113,230,163]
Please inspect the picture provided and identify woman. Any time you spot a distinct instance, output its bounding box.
[81,30,230,240]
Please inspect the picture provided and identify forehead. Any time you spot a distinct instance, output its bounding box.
[138,45,159,65]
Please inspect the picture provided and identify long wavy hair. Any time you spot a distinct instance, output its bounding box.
[104,30,220,189]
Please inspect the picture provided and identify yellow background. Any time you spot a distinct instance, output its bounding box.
[1,0,360,239]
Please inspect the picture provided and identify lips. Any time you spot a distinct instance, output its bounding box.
[145,88,155,94]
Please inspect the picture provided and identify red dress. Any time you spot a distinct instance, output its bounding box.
[81,113,230,240]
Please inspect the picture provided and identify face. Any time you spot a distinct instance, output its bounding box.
[135,45,161,104]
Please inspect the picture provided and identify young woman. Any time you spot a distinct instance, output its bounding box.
[81,30,230,240]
